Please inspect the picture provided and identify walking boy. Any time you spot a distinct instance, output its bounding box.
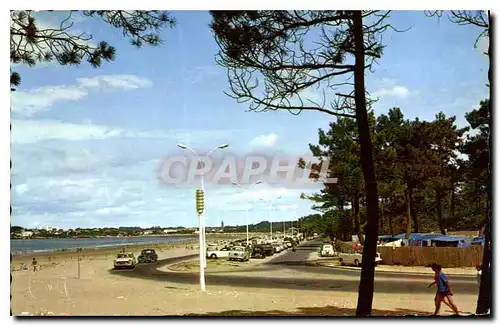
[428,263,459,315]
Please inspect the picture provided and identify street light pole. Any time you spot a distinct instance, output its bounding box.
[232,180,262,246]
[269,204,273,240]
[279,206,287,238]
[177,143,228,291]
[279,205,297,239]
[245,198,249,246]
[260,196,282,242]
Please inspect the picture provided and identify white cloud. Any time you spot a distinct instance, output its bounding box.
[11,86,88,116]
[77,75,154,90]
[206,186,313,209]
[11,119,129,144]
[370,78,415,99]
[185,66,221,84]
[11,119,236,145]
[278,204,299,211]
[373,85,411,98]
[11,155,318,228]
[250,133,279,147]
[15,184,29,195]
[11,74,154,117]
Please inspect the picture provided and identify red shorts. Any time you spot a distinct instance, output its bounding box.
[436,291,450,301]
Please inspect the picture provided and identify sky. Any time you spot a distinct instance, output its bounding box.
[10,10,489,229]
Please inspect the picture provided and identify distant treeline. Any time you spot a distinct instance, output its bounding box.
[10,221,301,239]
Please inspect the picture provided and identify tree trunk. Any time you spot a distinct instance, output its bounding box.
[476,11,492,315]
[450,174,456,223]
[389,195,395,236]
[449,189,455,224]
[411,191,419,233]
[338,202,349,241]
[436,191,446,234]
[379,197,384,233]
[405,183,412,238]
[353,10,381,317]
[353,192,364,245]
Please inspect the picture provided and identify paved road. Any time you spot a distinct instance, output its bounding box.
[110,239,477,294]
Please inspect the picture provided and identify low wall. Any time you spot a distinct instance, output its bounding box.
[377,246,483,268]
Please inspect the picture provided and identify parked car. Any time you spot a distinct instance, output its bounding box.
[113,252,137,269]
[206,246,232,259]
[138,249,158,263]
[228,246,251,262]
[260,243,275,257]
[272,244,282,253]
[338,252,382,267]
[320,244,335,257]
[251,245,266,259]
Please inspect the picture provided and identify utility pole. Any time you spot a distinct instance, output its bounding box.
[77,247,82,279]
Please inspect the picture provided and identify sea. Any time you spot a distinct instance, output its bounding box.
[10,235,197,255]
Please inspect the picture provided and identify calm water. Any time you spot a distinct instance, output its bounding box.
[10,236,197,255]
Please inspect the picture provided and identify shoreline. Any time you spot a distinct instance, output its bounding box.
[11,239,198,266]
[11,232,265,241]
[10,232,264,257]
[10,233,253,266]
[10,239,197,257]
[11,234,199,241]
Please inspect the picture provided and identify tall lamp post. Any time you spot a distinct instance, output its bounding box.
[232,180,262,246]
[280,208,286,238]
[279,204,297,238]
[259,196,282,241]
[177,143,228,291]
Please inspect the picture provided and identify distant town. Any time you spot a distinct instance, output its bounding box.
[10,220,300,239]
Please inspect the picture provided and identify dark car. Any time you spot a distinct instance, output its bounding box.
[138,249,158,263]
[260,243,274,257]
[251,245,266,259]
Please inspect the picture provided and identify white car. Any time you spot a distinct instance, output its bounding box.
[113,252,137,269]
[320,244,335,257]
[228,246,251,262]
[338,252,382,267]
[206,246,232,259]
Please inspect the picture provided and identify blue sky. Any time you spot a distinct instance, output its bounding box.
[10,10,489,229]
